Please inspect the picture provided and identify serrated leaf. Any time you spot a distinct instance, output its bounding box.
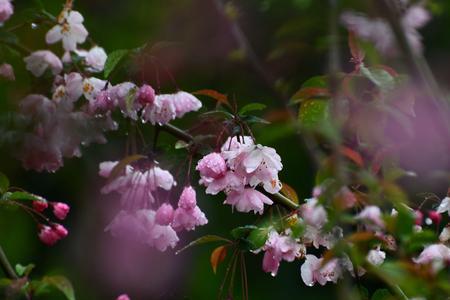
[298,99,329,129]
[41,276,75,300]
[210,245,227,274]
[0,171,9,194]
[108,155,146,182]
[280,183,299,204]
[239,103,267,115]
[192,89,229,106]
[103,49,129,79]
[176,235,230,255]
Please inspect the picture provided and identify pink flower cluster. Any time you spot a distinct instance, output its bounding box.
[31,199,70,246]
[100,161,207,251]
[341,2,430,56]
[196,136,282,214]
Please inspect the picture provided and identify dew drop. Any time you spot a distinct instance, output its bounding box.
[425,218,432,225]
[31,23,38,29]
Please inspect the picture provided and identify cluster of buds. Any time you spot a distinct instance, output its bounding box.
[32,199,70,246]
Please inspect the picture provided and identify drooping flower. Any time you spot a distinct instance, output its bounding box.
[171,91,202,118]
[262,230,304,276]
[137,84,155,105]
[224,188,273,214]
[413,244,450,272]
[0,63,14,80]
[84,46,107,72]
[300,255,342,286]
[196,152,228,181]
[52,72,83,103]
[355,206,385,229]
[141,94,176,125]
[436,196,450,216]
[24,51,63,77]
[366,247,386,266]
[172,186,208,231]
[82,77,107,102]
[0,0,13,25]
[46,10,88,51]
[38,224,68,246]
[155,203,174,225]
[300,198,328,228]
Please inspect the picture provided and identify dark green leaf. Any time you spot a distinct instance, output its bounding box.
[239,103,267,115]
[103,49,130,78]
[371,289,392,300]
[0,172,9,194]
[176,235,230,254]
[230,225,258,239]
[5,192,42,202]
[41,276,75,300]
[247,227,270,250]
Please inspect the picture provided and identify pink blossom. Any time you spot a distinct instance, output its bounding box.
[341,4,430,56]
[224,188,273,214]
[52,202,70,220]
[46,10,88,51]
[105,210,148,240]
[204,171,245,195]
[98,161,118,178]
[155,203,174,225]
[116,295,130,300]
[141,94,176,125]
[0,0,13,24]
[24,50,63,77]
[110,82,140,120]
[172,187,208,231]
[413,244,450,272]
[262,230,304,276]
[300,198,327,228]
[90,90,115,113]
[0,63,14,80]
[148,224,179,251]
[196,152,227,181]
[137,84,155,105]
[171,91,202,118]
[300,255,341,286]
[53,72,83,103]
[355,206,385,229]
[82,77,107,102]
[436,197,450,216]
[38,225,60,246]
[220,136,254,169]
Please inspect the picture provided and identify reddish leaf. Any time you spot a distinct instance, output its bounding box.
[108,154,146,182]
[347,232,377,243]
[339,146,364,167]
[280,182,299,204]
[291,87,330,104]
[348,31,365,64]
[210,245,227,274]
[192,89,230,106]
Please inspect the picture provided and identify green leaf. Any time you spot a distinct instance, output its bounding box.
[125,86,138,114]
[15,263,35,277]
[5,191,42,202]
[371,289,392,300]
[0,172,9,194]
[301,75,328,89]
[41,276,75,300]
[360,65,395,92]
[298,99,329,129]
[230,225,258,239]
[175,140,189,149]
[247,227,270,250]
[239,103,267,115]
[103,49,130,78]
[176,235,230,254]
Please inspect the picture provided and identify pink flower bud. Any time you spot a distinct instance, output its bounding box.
[414,210,423,225]
[428,211,442,225]
[155,203,174,225]
[38,225,60,246]
[91,90,114,113]
[53,224,68,239]
[0,63,14,81]
[178,186,196,210]
[116,294,130,300]
[33,200,48,212]
[196,153,227,180]
[137,84,155,105]
[52,202,70,220]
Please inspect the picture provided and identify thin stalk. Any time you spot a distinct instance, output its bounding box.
[0,244,17,280]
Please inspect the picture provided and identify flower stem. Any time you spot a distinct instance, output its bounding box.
[0,244,18,280]
[160,123,300,210]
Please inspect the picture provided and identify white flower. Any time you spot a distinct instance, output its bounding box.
[84,46,107,72]
[356,206,385,229]
[46,10,88,51]
[82,77,107,102]
[439,226,450,243]
[413,244,450,272]
[436,197,450,216]
[52,72,83,103]
[301,255,341,286]
[367,247,386,266]
[24,50,63,77]
[142,94,176,125]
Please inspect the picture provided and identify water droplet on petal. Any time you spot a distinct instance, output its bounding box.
[31,23,38,29]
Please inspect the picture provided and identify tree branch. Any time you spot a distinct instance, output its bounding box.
[0,244,17,280]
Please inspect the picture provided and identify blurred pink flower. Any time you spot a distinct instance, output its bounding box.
[0,63,14,80]
[155,203,174,225]
[0,0,13,24]
[436,196,450,216]
[356,206,385,229]
[116,294,130,300]
[171,91,202,118]
[24,50,63,77]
